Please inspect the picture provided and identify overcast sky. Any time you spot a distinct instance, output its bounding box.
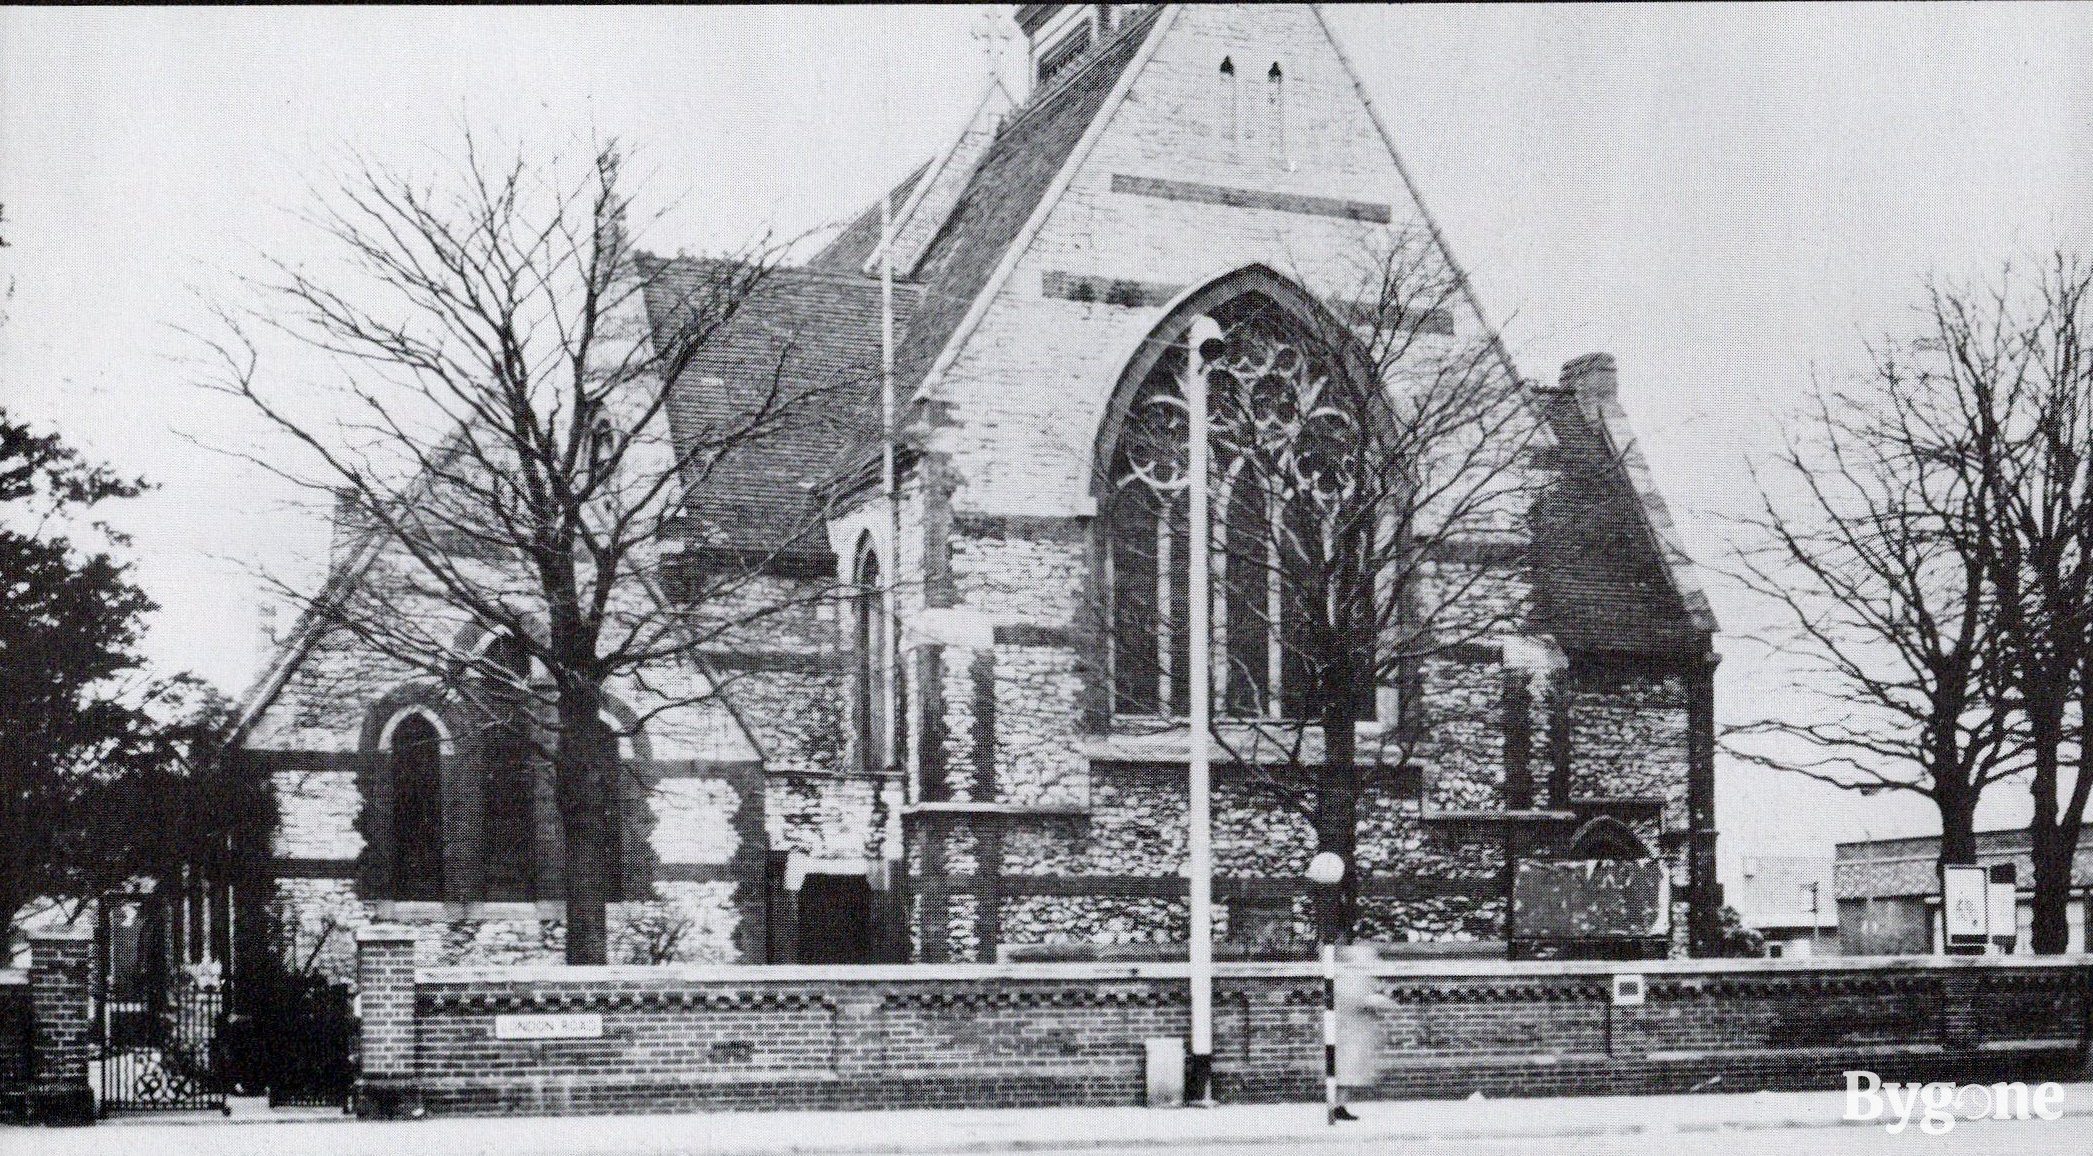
[4,5,2090,879]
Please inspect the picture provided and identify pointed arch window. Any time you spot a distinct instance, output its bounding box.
[1105,293,1378,721]
[387,711,445,901]
[589,418,618,478]
[853,542,890,777]
[1266,61,1288,167]
[597,707,642,901]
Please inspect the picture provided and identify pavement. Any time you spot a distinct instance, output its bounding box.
[6,1084,2093,1156]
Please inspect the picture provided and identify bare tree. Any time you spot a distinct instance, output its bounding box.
[1953,254,2092,953]
[1101,232,1559,942]
[205,135,859,963]
[1731,252,2091,952]
[1727,342,2020,871]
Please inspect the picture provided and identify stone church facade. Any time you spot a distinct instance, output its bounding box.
[231,3,1720,983]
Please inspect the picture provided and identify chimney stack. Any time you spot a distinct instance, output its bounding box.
[1560,353,1618,403]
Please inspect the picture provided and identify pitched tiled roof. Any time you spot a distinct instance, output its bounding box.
[890,6,1158,392]
[644,259,921,557]
[1531,391,1706,653]
[804,162,930,275]
[1835,828,2093,899]
[641,8,1703,659]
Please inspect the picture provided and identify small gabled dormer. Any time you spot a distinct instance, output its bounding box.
[1015,4,1147,96]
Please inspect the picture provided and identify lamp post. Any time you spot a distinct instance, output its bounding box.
[1183,316,1223,1107]
[1306,851,1347,1123]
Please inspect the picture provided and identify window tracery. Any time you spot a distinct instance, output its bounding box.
[1105,295,1377,722]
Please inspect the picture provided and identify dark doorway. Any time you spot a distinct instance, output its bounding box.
[796,874,874,964]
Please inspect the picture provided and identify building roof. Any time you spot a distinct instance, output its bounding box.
[803,162,930,276]
[889,5,1157,392]
[641,5,1709,656]
[1835,828,2093,900]
[643,260,922,558]
[1531,390,1708,653]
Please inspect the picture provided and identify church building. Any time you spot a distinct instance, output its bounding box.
[231,4,1720,982]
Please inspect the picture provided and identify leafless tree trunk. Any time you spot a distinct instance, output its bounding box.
[202,133,854,963]
[1956,254,2093,953]
[1727,328,2020,872]
[1732,251,2090,952]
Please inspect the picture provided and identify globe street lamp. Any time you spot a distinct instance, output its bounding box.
[1305,850,1350,1123]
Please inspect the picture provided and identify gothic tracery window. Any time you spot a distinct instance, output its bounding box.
[1106,295,1378,722]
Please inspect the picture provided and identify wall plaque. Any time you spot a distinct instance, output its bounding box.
[494,1012,603,1040]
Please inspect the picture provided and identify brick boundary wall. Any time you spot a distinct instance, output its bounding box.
[351,927,2093,1118]
[0,968,26,1122]
[0,929,98,1125]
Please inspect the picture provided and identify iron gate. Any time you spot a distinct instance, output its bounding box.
[260,976,356,1108]
[96,896,227,1115]
[96,980,228,1114]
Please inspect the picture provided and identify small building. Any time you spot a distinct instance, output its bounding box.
[1835,830,2092,956]
[1731,855,1836,957]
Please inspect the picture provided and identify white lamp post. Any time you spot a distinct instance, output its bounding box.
[1184,315,1223,1106]
[1306,850,1347,1123]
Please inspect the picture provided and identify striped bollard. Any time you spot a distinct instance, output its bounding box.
[1322,942,1339,1124]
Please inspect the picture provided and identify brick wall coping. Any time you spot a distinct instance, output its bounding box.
[419,962,1212,985]
[416,953,2093,987]
[1348,953,2093,979]
[0,969,25,986]
[25,925,93,942]
[356,924,420,944]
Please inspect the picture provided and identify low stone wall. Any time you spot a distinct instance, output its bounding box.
[353,925,2093,1117]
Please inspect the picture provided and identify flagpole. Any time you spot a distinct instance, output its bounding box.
[1184,315,1222,1105]
[880,193,902,886]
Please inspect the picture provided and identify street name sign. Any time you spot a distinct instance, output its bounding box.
[494,1013,604,1040]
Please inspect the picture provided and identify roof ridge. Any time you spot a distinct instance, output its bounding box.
[995,5,1162,141]
[806,161,933,273]
[903,4,1175,399]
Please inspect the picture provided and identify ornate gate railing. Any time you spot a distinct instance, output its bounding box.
[95,894,228,1115]
[95,980,228,1115]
